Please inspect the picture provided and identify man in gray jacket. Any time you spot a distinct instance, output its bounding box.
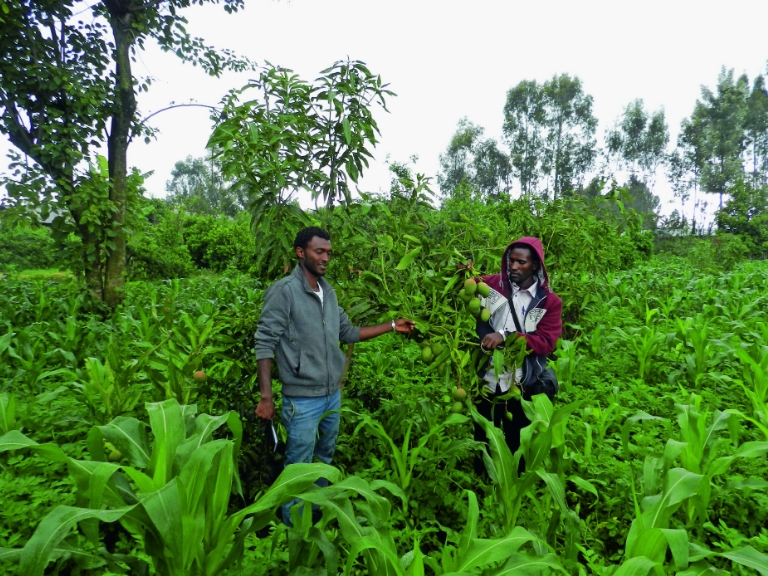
[255,226,414,524]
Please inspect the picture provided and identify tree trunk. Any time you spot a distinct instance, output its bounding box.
[104,3,137,307]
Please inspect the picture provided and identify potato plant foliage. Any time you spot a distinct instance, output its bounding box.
[1,185,768,576]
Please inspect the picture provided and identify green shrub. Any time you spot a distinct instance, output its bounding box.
[127,208,195,280]
[183,213,256,273]
[0,225,58,271]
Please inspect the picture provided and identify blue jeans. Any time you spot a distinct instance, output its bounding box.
[280,390,341,525]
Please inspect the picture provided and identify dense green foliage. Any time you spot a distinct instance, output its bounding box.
[2,178,768,574]
[0,224,57,271]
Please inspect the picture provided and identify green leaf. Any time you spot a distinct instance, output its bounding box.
[0,430,66,462]
[660,529,689,570]
[0,393,15,434]
[721,546,768,576]
[19,506,135,576]
[395,246,422,270]
[98,417,151,468]
[491,552,566,575]
[613,556,660,576]
[146,399,186,485]
[457,527,538,572]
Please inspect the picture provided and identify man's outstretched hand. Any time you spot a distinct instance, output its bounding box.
[255,398,275,420]
[394,318,416,333]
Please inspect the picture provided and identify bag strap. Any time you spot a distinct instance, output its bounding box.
[507,292,524,334]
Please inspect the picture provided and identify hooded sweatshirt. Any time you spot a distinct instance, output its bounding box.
[476,236,562,391]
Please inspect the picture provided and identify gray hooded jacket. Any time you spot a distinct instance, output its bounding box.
[255,265,360,397]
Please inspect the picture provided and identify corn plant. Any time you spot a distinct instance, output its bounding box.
[618,460,768,576]
[472,393,589,569]
[670,396,768,526]
[728,345,768,440]
[0,398,337,576]
[349,407,470,503]
[674,315,730,390]
[611,324,669,383]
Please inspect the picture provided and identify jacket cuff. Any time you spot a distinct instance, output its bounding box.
[255,348,275,361]
[345,326,361,343]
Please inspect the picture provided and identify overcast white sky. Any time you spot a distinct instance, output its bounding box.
[3,0,768,220]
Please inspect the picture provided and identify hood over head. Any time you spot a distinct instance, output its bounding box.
[501,236,550,293]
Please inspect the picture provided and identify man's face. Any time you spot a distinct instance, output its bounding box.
[508,247,538,288]
[297,236,332,277]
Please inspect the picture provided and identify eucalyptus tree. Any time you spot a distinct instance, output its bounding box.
[668,116,706,230]
[438,118,511,197]
[540,74,598,198]
[745,74,768,183]
[606,99,669,190]
[696,68,749,209]
[0,0,249,305]
[503,74,597,199]
[503,80,546,195]
[166,154,246,217]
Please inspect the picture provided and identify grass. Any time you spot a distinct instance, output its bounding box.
[11,269,74,281]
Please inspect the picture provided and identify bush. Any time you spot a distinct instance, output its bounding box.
[0,225,58,271]
[127,208,195,280]
[183,213,256,273]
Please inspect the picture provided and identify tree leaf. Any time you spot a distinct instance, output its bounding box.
[395,246,422,270]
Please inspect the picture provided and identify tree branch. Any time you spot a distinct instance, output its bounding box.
[140,103,221,125]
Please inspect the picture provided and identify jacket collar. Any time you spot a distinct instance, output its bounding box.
[292,264,330,294]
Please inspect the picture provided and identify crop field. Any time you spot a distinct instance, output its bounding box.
[1,242,767,575]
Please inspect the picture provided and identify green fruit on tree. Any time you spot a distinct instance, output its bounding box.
[421,347,434,364]
[193,370,208,383]
[431,342,444,356]
[464,278,477,295]
[451,401,464,414]
[420,340,431,349]
[505,411,514,422]
[468,298,481,315]
[477,281,490,297]
[452,387,467,401]
[458,289,472,303]
[437,362,448,377]
[108,449,123,462]
[480,308,491,322]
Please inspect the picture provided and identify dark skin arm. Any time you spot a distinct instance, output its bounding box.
[359,318,415,341]
[255,358,275,420]
[255,318,415,420]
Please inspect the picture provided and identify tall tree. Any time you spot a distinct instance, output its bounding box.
[166,154,246,217]
[503,75,597,198]
[540,74,598,198]
[502,80,545,195]
[696,68,749,209]
[745,74,768,183]
[606,99,669,189]
[668,115,706,230]
[438,118,511,197]
[0,0,249,305]
[438,118,483,194]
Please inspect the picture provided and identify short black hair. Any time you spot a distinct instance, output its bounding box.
[294,226,331,250]
[509,243,540,267]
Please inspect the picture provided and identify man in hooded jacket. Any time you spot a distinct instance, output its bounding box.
[473,237,562,466]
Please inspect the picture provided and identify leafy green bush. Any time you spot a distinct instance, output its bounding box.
[183,213,256,273]
[127,207,195,280]
[0,225,58,271]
